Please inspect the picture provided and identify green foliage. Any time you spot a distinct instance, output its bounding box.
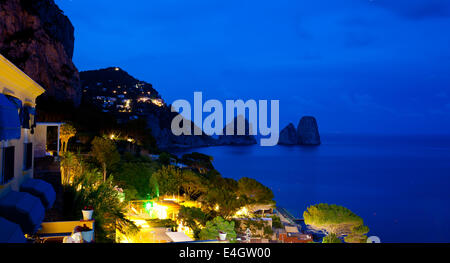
[344,234,368,243]
[146,219,177,229]
[323,233,342,243]
[271,215,283,229]
[199,217,237,242]
[60,151,83,185]
[303,203,369,242]
[152,165,182,195]
[60,123,77,152]
[180,170,207,199]
[181,152,214,172]
[237,177,274,204]
[304,204,363,232]
[62,169,138,242]
[203,188,243,218]
[178,206,209,238]
[115,161,159,199]
[344,224,370,243]
[158,152,172,166]
[90,136,120,181]
[118,118,157,152]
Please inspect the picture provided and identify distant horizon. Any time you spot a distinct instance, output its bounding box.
[57,0,450,135]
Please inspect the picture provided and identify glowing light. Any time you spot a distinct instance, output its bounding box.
[137,97,150,103]
[110,134,115,140]
[151,98,164,107]
[214,204,220,211]
[115,67,119,71]
[235,206,249,217]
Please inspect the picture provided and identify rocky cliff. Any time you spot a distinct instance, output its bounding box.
[278,123,297,145]
[297,116,321,145]
[0,0,81,105]
[279,116,321,146]
[217,115,257,145]
[79,67,216,149]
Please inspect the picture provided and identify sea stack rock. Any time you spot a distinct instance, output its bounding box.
[217,115,257,145]
[297,116,321,145]
[278,123,297,145]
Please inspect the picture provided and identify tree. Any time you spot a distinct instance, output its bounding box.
[158,152,172,166]
[60,151,83,185]
[178,206,208,238]
[115,161,158,199]
[203,188,243,218]
[60,123,76,153]
[323,233,342,243]
[344,225,369,243]
[90,136,120,182]
[199,217,237,242]
[63,169,138,242]
[151,165,182,196]
[181,152,214,173]
[181,170,207,199]
[237,177,274,204]
[303,203,369,242]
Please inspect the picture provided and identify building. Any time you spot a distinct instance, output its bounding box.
[0,54,60,243]
[0,54,45,197]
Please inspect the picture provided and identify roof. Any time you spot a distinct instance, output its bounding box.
[285,226,300,233]
[36,122,65,127]
[0,54,45,99]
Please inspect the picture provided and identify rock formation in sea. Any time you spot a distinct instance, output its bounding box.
[297,116,321,145]
[278,123,297,145]
[0,0,81,105]
[146,111,216,149]
[217,115,257,145]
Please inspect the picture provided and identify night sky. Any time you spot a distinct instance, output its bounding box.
[56,0,450,135]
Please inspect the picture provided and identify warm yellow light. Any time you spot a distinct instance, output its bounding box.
[214,204,220,211]
[235,206,248,217]
[151,98,164,107]
[110,134,115,140]
[115,67,120,71]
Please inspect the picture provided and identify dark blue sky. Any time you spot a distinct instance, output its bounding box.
[56,0,450,134]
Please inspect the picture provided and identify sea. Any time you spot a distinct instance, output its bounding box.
[175,134,450,243]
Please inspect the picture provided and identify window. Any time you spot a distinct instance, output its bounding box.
[1,146,15,184]
[24,143,32,170]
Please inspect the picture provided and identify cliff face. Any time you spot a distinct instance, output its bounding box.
[146,110,216,149]
[0,0,80,105]
[297,116,321,145]
[217,115,257,145]
[279,117,321,146]
[278,123,297,145]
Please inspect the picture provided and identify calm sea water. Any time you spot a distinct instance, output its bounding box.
[175,134,450,243]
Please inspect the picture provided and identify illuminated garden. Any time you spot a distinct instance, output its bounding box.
[58,127,280,243]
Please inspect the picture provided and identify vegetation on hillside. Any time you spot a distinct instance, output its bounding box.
[304,203,369,243]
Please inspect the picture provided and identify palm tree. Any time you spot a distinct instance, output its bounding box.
[60,123,76,153]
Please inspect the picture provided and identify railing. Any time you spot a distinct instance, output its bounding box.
[36,220,95,243]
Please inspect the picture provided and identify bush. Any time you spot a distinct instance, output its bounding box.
[323,233,342,243]
[199,217,237,242]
